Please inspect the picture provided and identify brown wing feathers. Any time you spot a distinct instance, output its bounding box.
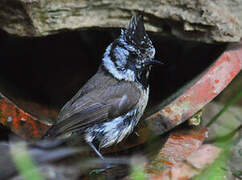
[48,103,111,137]
[47,79,140,138]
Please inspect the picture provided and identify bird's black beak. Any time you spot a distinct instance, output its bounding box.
[145,58,163,66]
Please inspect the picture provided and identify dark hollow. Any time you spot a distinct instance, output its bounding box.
[0,29,226,121]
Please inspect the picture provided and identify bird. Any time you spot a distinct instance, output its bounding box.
[45,14,161,162]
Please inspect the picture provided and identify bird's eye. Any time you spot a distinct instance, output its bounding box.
[117,66,125,71]
[130,52,138,59]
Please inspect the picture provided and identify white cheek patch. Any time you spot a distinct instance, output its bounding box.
[114,46,129,67]
[150,47,155,58]
[103,43,135,81]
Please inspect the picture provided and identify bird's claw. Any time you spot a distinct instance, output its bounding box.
[89,164,117,175]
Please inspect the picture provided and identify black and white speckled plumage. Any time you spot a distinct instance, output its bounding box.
[46,15,158,150]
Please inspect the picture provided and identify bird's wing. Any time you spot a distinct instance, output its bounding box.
[46,81,140,137]
[57,67,117,121]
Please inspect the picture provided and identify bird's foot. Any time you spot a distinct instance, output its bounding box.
[89,164,117,174]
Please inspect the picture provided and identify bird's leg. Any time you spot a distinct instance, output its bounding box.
[87,141,105,160]
[87,141,115,173]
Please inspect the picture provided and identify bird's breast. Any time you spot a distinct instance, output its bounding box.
[85,85,149,149]
[135,85,149,122]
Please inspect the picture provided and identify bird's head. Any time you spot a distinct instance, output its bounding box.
[102,14,161,82]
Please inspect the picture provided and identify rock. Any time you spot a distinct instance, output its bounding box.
[150,144,221,180]
[186,144,221,169]
[0,0,242,43]
[146,127,207,174]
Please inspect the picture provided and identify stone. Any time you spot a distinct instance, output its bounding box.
[0,0,242,43]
